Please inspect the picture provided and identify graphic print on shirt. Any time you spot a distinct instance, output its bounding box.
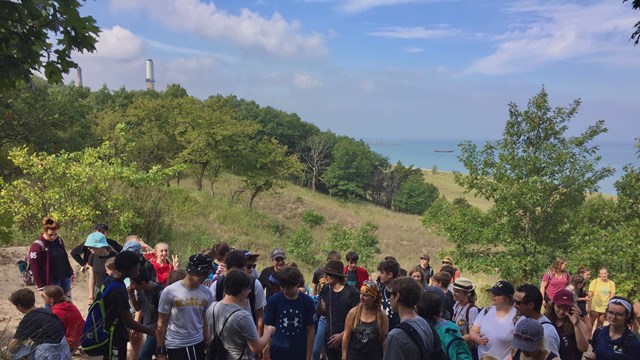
[279,308,303,336]
[175,297,208,307]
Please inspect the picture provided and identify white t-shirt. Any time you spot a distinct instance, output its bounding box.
[515,315,560,356]
[209,277,266,315]
[158,280,214,348]
[473,306,517,360]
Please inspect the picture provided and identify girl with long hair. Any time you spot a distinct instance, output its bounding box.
[408,266,427,288]
[588,267,616,328]
[540,257,571,305]
[544,290,589,360]
[453,277,479,359]
[342,280,388,360]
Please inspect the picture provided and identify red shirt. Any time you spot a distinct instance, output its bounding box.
[51,301,85,350]
[152,260,173,286]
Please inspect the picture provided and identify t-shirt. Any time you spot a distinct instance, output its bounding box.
[346,270,358,287]
[264,291,315,360]
[383,317,434,360]
[381,285,401,330]
[14,308,66,345]
[589,279,616,313]
[88,252,117,292]
[51,300,85,349]
[593,326,640,360]
[473,306,517,360]
[158,280,213,348]
[207,302,259,360]
[209,277,267,317]
[102,276,131,343]
[542,271,571,301]
[348,320,383,360]
[152,260,173,286]
[555,322,583,360]
[320,284,360,340]
[258,266,278,299]
[48,240,72,282]
[453,302,479,338]
[515,315,560,355]
[138,282,164,327]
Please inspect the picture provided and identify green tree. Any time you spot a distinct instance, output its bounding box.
[324,137,381,199]
[624,0,640,45]
[393,173,440,214]
[431,88,614,283]
[1,0,100,88]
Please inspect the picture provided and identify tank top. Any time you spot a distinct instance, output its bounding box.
[347,320,383,360]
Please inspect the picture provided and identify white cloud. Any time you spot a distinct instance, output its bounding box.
[340,0,439,13]
[468,0,640,74]
[367,26,460,39]
[110,0,326,57]
[293,74,322,89]
[86,26,144,60]
[403,46,425,53]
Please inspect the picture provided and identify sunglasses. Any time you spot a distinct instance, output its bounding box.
[442,261,452,265]
[246,264,256,269]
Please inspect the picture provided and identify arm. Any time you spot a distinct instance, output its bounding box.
[70,244,86,266]
[28,242,46,290]
[381,312,389,354]
[469,324,488,346]
[246,325,276,353]
[88,265,95,301]
[129,288,141,312]
[572,311,589,352]
[342,309,355,360]
[255,306,264,337]
[121,309,154,336]
[155,312,169,359]
[306,325,315,360]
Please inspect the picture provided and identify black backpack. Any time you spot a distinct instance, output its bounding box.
[215,275,257,322]
[206,303,244,360]
[397,321,448,360]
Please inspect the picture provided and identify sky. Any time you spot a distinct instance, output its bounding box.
[66,0,640,143]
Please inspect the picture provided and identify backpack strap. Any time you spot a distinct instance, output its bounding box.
[396,322,429,359]
[212,303,243,338]
[215,275,225,301]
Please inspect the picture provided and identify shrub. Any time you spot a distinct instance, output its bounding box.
[301,210,325,228]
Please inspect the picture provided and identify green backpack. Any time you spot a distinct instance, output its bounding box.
[435,321,474,360]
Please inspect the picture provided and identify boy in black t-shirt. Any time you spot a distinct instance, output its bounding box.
[8,288,70,359]
[102,251,155,360]
[130,267,165,360]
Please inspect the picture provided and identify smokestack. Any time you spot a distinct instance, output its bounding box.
[145,59,155,90]
[76,67,83,87]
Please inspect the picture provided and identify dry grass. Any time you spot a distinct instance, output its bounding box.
[421,170,493,210]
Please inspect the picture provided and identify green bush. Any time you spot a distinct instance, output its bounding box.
[393,174,440,215]
[288,227,316,265]
[301,209,325,228]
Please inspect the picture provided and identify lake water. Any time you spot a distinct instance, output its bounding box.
[366,137,638,195]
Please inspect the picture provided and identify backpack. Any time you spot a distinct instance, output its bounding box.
[397,321,448,360]
[17,240,45,286]
[206,303,244,360]
[215,275,257,322]
[437,324,473,360]
[80,280,126,356]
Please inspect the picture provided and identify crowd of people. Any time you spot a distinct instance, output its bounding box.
[6,217,640,360]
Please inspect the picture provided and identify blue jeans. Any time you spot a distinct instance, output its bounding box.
[137,335,156,360]
[45,277,71,309]
[312,316,327,360]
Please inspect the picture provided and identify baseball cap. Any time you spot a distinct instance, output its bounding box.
[270,247,286,260]
[486,280,515,296]
[553,289,575,307]
[512,318,544,352]
[186,254,214,274]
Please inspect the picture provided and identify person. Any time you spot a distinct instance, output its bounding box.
[470,280,517,360]
[101,250,156,359]
[71,223,122,268]
[204,242,230,287]
[433,271,455,320]
[418,254,435,285]
[589,267,616,329]
[208,269,277,360]
[514,284,561,356]
[512,318,560,360]
[105,257,116,276]
[439,257,461,281]
[408,266,427,288]
[312,251,340,360]
[144,242,179,286]
[210,250,266,332]
[377,259,401,330]
[382,277,434,360]
[540,257,571,305]
[7,288,71,360]
[156,254,214,360]
[42,285,85,351]
[344,251,369,289]
[417,287,473,360]
[85,232,118,300]
[544,289,589,360]
[576,266,592,334]
[318,260,360,360]
[122,239,158,283]
[452,277,479,357]
[264,266,315,360]
[29,217,74,300]
[342,280,388,360]
[243,250,260,278]
[590,297,640,360]
[129,267,164,360]
[259,247,288,300]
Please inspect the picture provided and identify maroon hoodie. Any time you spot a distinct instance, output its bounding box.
[28,234,73,290]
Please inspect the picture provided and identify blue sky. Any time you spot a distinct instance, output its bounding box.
[67,0,640,143]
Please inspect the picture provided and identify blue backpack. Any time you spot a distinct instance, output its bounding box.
[81,280,125,356]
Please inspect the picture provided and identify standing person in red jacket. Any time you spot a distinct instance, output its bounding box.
[344,251,369,289]
[42,285,85,351]
[29,217,74,304]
